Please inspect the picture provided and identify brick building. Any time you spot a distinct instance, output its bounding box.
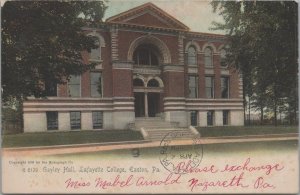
[23,2,244,133]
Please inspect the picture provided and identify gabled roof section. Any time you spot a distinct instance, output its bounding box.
[106,2,189,31]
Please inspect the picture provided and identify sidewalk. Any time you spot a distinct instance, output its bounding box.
[2,133,298,157]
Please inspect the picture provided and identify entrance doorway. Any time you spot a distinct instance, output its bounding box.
[133,77,163,118]
[148,93,160,117]
[134,92,160,117]
[134,92,145,117]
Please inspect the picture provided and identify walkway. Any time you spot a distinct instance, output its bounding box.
[2,133,298,157]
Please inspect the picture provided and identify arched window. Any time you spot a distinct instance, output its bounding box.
[89,36,101,61]
[187,46,197,65]
[133,44,159,66]
[147,79,159,87]
[133,78,144,87]
[220,49,227,67]
[204,47,213,67]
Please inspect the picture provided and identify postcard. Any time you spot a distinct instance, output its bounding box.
[1,0,299,194]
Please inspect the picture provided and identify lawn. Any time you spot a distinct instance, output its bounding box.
[2,126,298,148]
[2,130,144,148]
[53,139,298,160]
[197,125,298,137]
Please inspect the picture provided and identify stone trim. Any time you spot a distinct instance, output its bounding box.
[106,2,189,30]
[205,69,214,75]
[123,10,174,28]
[112,61,133,70]
[163,64,184,72]
[185,40,201,53]
[188,67,198,74]
[110,25,119,61]
[127,35,171,64]
[133,88,163,93]
[178,33,185,64]
[133,67,161,75]
[221,70,230,75]
[201,42,217,53]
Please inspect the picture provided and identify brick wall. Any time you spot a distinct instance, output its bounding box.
[56,26,241,101]
[163,71,184,97]
[101,31,113,97]
[112,69,133,97]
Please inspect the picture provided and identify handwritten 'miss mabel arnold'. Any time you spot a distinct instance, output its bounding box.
[64,157,284,192]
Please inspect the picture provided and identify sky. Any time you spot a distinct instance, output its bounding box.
[103,0,225,34]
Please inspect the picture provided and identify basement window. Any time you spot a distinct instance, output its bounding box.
[70,111,81,130]
[46,111,58,130]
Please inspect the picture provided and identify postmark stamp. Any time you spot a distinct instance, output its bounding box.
[159,131,203,174]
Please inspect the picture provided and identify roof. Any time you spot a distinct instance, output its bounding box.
[106,2,190,31]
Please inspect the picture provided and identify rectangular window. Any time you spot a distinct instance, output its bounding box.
[204,47,213,67]
[205,56,212,67]
[221,77,229,98]
[91,72,102,97]
[68,75,80,97]
[188,75,198,98]
[190,110,198,126]
[46,111,58,130]
[70,111,81,130]
[207,111,214,126]
[92,111,103,129]
[223,110,229,125]
[45,81,57,96]
[205,76,214,98]
[89,36,101,61]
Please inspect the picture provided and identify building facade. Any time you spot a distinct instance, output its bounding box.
[23,3,244,132]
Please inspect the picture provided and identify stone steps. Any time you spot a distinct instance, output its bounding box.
[132,117,179,130]
[129,117,198,141]
[145,128,196,141]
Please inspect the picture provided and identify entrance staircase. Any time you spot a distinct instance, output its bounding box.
[128,117,199,141]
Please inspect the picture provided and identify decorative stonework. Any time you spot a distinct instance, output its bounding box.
[221,70,230,75]
[133,67,161,75]
[178,33,184,65]
[112,61,133,69]
[201,42,217,53]
[146,76,164,87]
[128,35,171,64]
[110,25,119,61]
[106,2,189,30]
[188,67,198,74]
[205,69,214,75]
[185,40,201,53]
[163,64,184,72]
[238,74,243,98]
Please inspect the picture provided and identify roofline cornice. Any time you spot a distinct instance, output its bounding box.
[82,21,227,40]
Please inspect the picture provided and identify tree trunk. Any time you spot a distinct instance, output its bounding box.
[294,108,297,125]
[243,78,247,125]
[248,96,251,125]
[260,106,264,125]
[274,99,277,126]
[289,111,292,125]
[243,97,246,125]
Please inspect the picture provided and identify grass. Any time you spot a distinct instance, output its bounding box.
[2,130,144,148]
[2,126,298,148]
[53,140,298,160]
[197,125,298,137]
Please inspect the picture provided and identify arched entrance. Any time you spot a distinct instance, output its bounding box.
[130,36,167,118]
[133,77,163,118]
